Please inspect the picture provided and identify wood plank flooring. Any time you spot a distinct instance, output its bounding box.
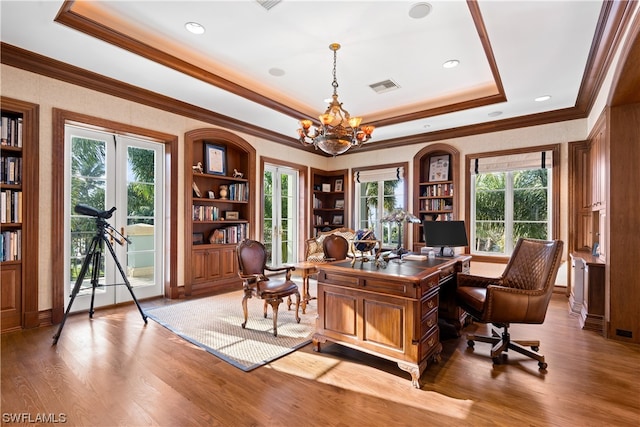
[2,293,639,426]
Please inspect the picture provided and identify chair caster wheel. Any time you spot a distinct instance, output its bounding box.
[538,362,548,370]
[467,340,475,348]
[492,357,502,365]
[241,322,247,329]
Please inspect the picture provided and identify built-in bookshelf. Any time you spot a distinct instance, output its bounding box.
[310,168,348,236]
[184,128,255,296]
[0,97,39,333]
[412,144,460,252]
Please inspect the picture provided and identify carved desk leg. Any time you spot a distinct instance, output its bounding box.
[397,359,428,389]
[312,334,327,352]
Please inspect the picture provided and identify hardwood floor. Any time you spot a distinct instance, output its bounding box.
[2,292,639,426]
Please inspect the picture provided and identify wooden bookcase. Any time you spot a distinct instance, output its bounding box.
[310,168,348,236]
[184,129,255,296]
[1,97,39,333]
[412,144,460,252]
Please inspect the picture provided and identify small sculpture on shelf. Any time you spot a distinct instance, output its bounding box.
[219,185,228,200]
[192,162,203,174]
[233,169,244,179]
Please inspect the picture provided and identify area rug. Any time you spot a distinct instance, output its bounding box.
[145,286,316,371]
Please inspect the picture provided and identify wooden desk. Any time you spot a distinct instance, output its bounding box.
[313,255,471,388]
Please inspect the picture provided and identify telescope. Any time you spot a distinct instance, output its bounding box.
[75,204,116,219]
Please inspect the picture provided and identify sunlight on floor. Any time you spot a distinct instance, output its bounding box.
[267,350,474,419]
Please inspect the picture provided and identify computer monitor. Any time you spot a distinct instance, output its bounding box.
[422,220,469,257]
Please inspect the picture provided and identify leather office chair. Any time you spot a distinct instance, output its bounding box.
[456,238,563,370]
[322,234,350,261]
[236,239,300,337]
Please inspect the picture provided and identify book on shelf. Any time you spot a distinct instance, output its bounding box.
[193,205,220,221]
[0,115,23,147]
[1,156,22,185]
[0,229,21,262]
[0,190,22,223]
[208,223,249,244]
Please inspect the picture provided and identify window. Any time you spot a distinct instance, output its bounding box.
[469,148,558,257]
[353,165,407,248]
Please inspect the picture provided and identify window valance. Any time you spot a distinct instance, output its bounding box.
[353,166,404,183]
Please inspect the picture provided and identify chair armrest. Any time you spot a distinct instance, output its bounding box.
[265,264,295,280]
[239,273,262,285]
[457,273,501,288]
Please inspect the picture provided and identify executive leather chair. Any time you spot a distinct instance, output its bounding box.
[236,239,300,337]
[322,234,350,262]
[456,238,563,370]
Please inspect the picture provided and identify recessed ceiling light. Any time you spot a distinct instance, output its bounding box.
[442,60,460,69]
[409,2,432,19]
[185,22,205,35]
[535,95,552,102]
[269,68,285,77]
[488,111,502,117]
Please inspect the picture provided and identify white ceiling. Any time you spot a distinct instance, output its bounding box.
[0,1,605,150]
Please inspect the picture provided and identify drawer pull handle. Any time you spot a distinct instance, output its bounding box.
[427,318,434,327]
[427,300,435,309]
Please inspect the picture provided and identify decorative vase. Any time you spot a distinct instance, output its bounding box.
[219,185,228,200]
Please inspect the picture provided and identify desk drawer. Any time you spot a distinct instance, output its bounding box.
[419,327,440,357]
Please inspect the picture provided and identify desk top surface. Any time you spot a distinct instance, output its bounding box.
[319,255,470,280]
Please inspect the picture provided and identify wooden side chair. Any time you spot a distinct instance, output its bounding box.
[456,238,563,370]
[236,239,300,337]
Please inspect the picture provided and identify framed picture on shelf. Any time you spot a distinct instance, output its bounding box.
[204,143,226,175]
[192,232,204,245]
[322,183,331,192]
[225,211,239,220]
[429,154,450,182]
[332,214,343,225]
[335,199,345,209]
[335,179,343,192]
[207,190,215,199]
[192,182,202,198]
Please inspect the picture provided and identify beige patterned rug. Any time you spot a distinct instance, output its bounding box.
[145,285,316,371]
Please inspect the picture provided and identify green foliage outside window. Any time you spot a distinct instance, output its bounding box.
[474,169,549,255]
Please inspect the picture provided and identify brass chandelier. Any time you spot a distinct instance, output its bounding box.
[297,43,375,156]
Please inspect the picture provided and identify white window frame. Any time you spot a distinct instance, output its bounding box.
[468,148,558,257]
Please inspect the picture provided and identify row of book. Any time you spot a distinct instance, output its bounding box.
[1,115,23,147]
[0,230,21,262]
[1,190,22,223]
[420,198,454,211]
[193,205,222,221]
[421,212,454,221]
[421,182,454,197]
[1,156,22,185]
[208,223,249,244]
[226,183,249,202]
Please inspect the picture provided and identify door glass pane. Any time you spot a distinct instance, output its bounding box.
[126,146,156,288]
[70,137,107,294]
[263,170,274,264]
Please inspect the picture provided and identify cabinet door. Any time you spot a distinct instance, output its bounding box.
[219,247,237,278]
[0,264,21,331]
[191,250,208,283]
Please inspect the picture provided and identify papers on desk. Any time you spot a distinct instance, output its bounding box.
[403,254,427,261]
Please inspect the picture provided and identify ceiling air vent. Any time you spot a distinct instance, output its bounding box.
[256,0,281,11]
[369,79,400,94]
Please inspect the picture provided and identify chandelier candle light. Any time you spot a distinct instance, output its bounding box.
[298,43,375,156]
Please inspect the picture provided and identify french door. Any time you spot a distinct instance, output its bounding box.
[64,125,164,312]
[263,164,298,265]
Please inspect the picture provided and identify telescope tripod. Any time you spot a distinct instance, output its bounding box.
[53,215,148,345]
